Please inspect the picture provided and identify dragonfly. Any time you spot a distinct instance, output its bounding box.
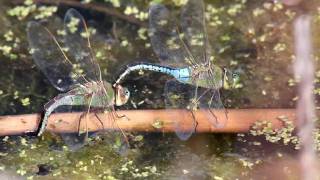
[27,9,130,149]
[114,0,240,140]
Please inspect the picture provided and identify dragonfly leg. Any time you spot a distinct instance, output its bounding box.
[76,93,94,139]
[207,108,218,125]
[91,110,118,140]
[93,112,105,130]
[207,92,217,125]
[112,106,130,121]
[208,90,228,127]
[77,111,87,136]
[190,88,220,129]
[110,108,129,146]
[195,88,210,103]
[189,110,198,134]
[84,93,95,140]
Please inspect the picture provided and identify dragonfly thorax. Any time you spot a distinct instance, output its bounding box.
[82,81,130,106]
[189,65,224,89]
[80,81,105,94]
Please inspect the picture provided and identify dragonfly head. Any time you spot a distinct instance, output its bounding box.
[114,84,130,106]
[222,68,240,90]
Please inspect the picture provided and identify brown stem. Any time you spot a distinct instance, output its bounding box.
[0,109,297,136]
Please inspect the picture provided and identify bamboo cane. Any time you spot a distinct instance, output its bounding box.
[0,109,297,136]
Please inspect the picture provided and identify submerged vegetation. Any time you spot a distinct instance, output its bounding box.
[0,0,320,179]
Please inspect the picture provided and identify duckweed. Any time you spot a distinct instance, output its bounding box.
[34,6,57,20]
[109,0,121,8]
[21,97,30,106]
[7,0,57,21]
[124,6,139,16]
[152,119,164,129]
[249,117,302,149]
[7,3,36,20]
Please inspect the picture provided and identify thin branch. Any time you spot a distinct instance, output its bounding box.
[0,109,297,136]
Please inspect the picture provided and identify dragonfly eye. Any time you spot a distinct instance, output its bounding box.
[123,88,130,99]
[232,73,238,78]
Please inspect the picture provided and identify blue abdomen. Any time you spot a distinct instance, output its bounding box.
[116,63,192,85]
[131,63,191,81]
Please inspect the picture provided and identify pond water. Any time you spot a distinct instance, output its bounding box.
[0,0,320,179]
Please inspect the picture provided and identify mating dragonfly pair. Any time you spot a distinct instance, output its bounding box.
[27,0,239,149]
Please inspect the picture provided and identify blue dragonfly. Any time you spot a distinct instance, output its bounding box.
[27,9,130,149]
[114,0,239,140]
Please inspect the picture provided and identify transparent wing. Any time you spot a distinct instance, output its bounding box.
[94,110,129,154]
[46,89,93,150]
[181,0,211,65]
[164,80,228,140]
[27,21,75,91]
[164,80,196,140]
[93,82,129,153]
[198,88,228,129]
[52,84,128,153]
[64,9,101,82]
[149,4,194,68]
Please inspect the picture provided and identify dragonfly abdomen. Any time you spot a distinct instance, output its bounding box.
[115,63,190,84]
[39,91,87,136]
[174,67,192,84]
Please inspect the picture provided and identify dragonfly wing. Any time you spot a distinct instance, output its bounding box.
[64,9,101,82]
[53,105,88,151]
[198,88,228,128]
[50,86,128,152]
[181,0,211,65]
[94,109,130,154]
[93,82,129,154]
[149,4,191,68]
[27,21,75,91]
[164,80,196,140]
[43,88,92,150]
